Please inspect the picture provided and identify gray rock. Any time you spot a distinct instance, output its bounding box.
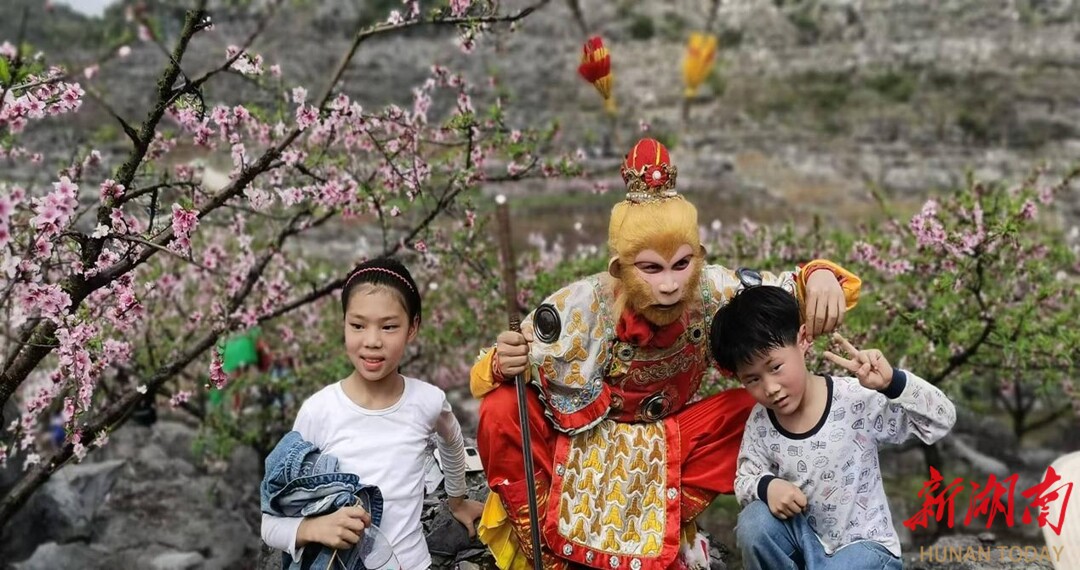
[62,417,260,570]
[426,505,480,559]
[1018,448,1066,472]
[708,538,731,570]
[149,551,206,570]
[12,542,110,570]
[952,409,1023,467]
[226,444,263,487]
[942,436,1011,478]
[136,442,171,465]
[257,543,283,570]
[91,423,154,464]
[882,166,958,196]
[151,420,199,465]
[0,459,125,561]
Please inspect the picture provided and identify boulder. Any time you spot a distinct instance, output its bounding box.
[0,459,125,561]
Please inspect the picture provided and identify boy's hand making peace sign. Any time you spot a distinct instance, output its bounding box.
[823,333,895,391]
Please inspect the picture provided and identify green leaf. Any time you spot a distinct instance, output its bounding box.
[0,57,10,86]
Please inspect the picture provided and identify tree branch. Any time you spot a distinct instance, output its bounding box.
[186,1,281,91]
[0,0,551,521]
[0,209,309,523]
[110,234,220,274]
[925,259,996,386]
[84,86,142,146]
[1022,404,1072,436]
[120,180,202,205]
[0,6,215,413]
[94,2,210,232]
[319,0,552,111]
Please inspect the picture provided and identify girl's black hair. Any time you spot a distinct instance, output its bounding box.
[340,257,422,323]
[709,285,800,373]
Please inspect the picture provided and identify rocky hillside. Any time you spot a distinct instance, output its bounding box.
[2,3,1078,569]
[5,0,1080,235]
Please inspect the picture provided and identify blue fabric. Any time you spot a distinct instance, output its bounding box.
[261,431,384,570]
[736,500,902,570]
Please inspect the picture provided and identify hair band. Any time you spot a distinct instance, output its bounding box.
[344,266,416,294]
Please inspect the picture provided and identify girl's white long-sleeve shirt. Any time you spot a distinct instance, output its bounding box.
[261,376,468,570]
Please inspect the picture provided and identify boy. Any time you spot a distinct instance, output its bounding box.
[710,285,956,570]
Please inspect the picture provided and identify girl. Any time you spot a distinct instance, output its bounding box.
[262,257,485,569]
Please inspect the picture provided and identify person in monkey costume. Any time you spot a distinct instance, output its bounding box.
[471,138,861,570]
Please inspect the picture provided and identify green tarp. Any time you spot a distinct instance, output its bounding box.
[221,329,260,373]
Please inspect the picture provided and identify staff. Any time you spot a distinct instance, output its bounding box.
[493,194,544,570]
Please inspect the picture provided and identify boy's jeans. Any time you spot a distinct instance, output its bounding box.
[736,501,902,570]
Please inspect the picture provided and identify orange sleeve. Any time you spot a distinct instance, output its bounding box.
[795,259,861,310]
[470,348,501,399]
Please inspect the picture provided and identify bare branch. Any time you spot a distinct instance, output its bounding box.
[110,234,221,274]
[84,86,142,146]
[1023,405,1072,435]
[187,0,282,90]
[318,0,552,111]
[120,180,202,205]
[565,0,589,36]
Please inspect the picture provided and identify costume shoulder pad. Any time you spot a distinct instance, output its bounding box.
[521,274,614,435]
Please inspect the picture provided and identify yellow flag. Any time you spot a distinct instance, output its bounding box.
[682,33,718,98]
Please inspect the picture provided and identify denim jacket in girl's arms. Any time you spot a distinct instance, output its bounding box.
[261,430,384,570]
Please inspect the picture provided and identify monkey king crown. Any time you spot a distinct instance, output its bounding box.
[608,138,700,262]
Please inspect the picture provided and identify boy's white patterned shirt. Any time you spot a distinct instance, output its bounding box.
[734,371,956,557]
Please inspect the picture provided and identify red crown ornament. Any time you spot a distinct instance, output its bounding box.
[620,138,679,203]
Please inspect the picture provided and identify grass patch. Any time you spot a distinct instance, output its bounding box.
[628,13,655,41]
[865,69,918,103]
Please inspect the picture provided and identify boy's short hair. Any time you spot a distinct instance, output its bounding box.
[709,285,801,374]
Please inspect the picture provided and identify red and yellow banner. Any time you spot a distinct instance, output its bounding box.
[578,36,616,113]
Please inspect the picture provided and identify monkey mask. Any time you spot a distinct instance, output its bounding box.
[607,138,703,327]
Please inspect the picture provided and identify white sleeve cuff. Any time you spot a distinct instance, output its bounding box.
[261,513,305,562]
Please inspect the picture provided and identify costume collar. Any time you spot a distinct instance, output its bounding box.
[615,307,686,348]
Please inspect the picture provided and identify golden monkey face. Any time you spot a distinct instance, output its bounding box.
[615,244,702,327]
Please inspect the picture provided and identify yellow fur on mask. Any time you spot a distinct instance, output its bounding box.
[608,196,700,261]
[608,196,703,326]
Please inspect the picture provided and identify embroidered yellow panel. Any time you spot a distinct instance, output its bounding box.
[556,420,667,556]
[567,309,589,334]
